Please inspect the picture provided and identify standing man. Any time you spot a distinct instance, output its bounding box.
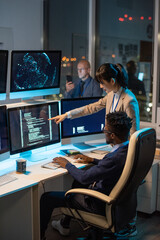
[126,60,146,96]
[64,60,102,98]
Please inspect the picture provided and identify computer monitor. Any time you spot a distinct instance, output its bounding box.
[10,50,61,99]
[61,97,105,149]
[0,105,10,161]
[138,72,144,81]
[0,50,8,100]
[8,101,60,161]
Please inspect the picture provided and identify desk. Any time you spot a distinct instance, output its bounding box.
[1,141,157,240]
[0,142,105,240]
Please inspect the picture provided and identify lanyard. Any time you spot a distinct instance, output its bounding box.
[111,93,121,112]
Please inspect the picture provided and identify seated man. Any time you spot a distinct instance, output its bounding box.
[40,111,136,240]
[64,60,102,98]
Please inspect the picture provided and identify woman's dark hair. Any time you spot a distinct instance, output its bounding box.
[106,111,132,140]
[96,63,128,88]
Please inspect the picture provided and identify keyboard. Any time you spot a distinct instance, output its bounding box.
[0,174,17,187]
[41,155,77,170]
[41,161,61,170]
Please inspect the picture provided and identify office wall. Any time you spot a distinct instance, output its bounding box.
[0,0,43,50]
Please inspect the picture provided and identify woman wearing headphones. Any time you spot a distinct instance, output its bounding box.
[50,63,140,136]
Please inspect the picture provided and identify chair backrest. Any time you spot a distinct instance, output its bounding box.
[110,128,156,200]
[108,128,156,230]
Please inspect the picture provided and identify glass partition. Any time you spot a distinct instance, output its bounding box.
[44,0,89,98]
[95,0,154,122]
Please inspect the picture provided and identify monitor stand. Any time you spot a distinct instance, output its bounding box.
[73,142,95,150]
[0,151,10,162]
[20,150,48,162]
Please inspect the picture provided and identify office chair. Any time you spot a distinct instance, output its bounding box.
[61,128,156,239]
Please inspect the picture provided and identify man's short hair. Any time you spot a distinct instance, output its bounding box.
[106,111,132,140]
[126,60,137,74]
[78,60,90,69]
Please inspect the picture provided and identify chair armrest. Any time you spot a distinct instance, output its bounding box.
[65,188,114,205]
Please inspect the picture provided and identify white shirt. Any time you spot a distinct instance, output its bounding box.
[110,140,129,153]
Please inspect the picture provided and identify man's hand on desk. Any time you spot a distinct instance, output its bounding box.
[53,157,69,168]
[52,154,94,168]
[74,154,94,164]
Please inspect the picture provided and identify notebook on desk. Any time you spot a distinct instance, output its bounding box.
[60,149,81,156]
[91,145,112,155]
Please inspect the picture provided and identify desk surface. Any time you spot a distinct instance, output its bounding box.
[0,140,107,198]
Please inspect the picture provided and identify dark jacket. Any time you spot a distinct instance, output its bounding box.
[66,144,128,196]
[64,76,103,98]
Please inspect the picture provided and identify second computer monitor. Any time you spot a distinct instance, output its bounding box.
[61,97,105,147]
[8,101,60,160]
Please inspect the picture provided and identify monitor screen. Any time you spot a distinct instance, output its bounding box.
[61,97,105,147]
[10,50,61,99]
[8,101,60,158]
[0,105,10,161]
[138,72,144,81]
[0,50,8,100]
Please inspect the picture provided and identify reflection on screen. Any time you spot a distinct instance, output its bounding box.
[61,97,105,138]
[10,50,61,92]
[8,102,60,154]
[0,105,9,159]
[138,72,144,81]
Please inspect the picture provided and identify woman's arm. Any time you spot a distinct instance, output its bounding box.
[48,96,107,123]
[125,97,140,136]
[48,113,67,124]
[69,96,107,119]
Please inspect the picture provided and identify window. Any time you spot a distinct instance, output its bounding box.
[44,0,89,98]
[95,0,154,122]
